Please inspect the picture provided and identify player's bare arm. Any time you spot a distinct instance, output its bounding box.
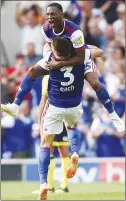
[46,44,103,69]
[38,96,48,125]
[38,95,48,135]
[47,46,85,69]
[89,47,103,59]
[38,76,49,134]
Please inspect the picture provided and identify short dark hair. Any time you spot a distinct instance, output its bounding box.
[47,2,63,12]
[52,37,71,57]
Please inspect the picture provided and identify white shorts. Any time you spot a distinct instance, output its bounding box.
[41,103,83,135]
[84,59,98,75]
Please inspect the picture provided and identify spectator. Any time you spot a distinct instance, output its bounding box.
[88,10,108,50]
[112,73,125,118]
[65,0,82,25]
[16,4,44,56]
[24,43,42,66]
[78,1,93,34]
[112,3,125,46]
[1,67,15,104]
[7,54,28,86]
[6,54,31,104]
[1,66,10,104]
[87,110,125,157]
[18,101,33,157]
[17,1,46,23]
[1,101,33,158]
[104,40,124,71]
[94,1,119,24]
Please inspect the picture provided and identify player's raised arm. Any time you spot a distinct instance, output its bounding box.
[36,75,49,136]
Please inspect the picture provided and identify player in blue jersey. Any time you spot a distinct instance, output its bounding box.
[40,2,124,134]
[1,37,103,200]
[35,37,90,200]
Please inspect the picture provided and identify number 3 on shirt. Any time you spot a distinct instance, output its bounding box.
[60,67,74,86]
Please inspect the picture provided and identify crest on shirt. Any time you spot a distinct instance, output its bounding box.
[77,36,84,45]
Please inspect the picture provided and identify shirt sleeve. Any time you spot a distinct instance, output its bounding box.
[84,49,91,63]
[41,25,51,43]
[42,75,49,97]
[70,30,85,48]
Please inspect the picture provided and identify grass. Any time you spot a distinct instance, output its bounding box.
[1,181,125,200]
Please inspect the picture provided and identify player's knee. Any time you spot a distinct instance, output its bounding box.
[28,66,37,78]
[40,138,51,148]
[59,147,69,157]
[90,80,101,91]
[40,134,54,148]
[28,65,43,78]
[61,153,68,158]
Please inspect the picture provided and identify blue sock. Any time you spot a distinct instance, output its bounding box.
[14,75,36,106]
[96,84,114,114]
[38,147,50,184]
[68,128,79,154]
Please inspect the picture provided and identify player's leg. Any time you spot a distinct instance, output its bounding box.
[53,126,70,193]
[65,104,83,157]
[38,104,64,200]
[67,126,80,157]
[84,60,125,133]
[64,104,83,179]
[66,126,79,179]
[47,146,55,192]
[38,133,55,200]
[1,64,48,117]
[32,148,55,196]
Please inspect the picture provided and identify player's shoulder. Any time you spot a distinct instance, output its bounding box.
[64,19,81,33]
[42,22,52,32]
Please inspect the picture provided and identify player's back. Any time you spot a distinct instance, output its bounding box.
[48,53,85,108]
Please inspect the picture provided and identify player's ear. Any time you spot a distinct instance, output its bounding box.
[62,12,64,18]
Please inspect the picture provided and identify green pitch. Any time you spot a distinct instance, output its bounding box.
[1,182,125,200]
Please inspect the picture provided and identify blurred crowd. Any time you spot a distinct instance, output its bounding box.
[1,0,125,159]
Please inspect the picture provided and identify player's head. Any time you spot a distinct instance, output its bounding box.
[46,3,64,29]
[51,37,71,60]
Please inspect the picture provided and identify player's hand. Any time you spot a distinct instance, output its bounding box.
[46,61,64,69]
[43,43,51,55]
